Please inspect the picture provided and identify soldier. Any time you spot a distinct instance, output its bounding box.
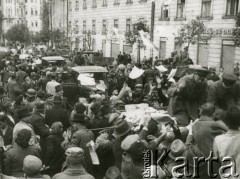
[168,66,208,126]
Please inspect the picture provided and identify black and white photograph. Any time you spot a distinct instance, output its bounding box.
[0,0,240,178]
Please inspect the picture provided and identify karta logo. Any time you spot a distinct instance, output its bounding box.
[142,150,239,178]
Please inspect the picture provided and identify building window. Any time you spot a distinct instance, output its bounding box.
[102,20,107,35]
[35,10,37,15]
[92,0,97,8]
[83,21,87,33]
[103,0,107,7]
[226,0,239,16]
[36,21,38,27]
[31,8,33,15]
[76,0,79,10]
[126,19,131,33]
[75,20,79,34]
[201,0,211,17]
[69,1,72,11]
[114,19,118,28]
[32,22,34,27]
[161,4,169,20]
[83,0,87,9]
[176,0,185,19]
[92,20,96,34]
[126,0,133,4]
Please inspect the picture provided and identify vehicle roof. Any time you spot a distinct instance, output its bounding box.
[71,66,108,73]
[79,51,100,54]
[42,56,65,61]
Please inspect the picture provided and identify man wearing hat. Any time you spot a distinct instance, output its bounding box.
[45,96,70,131]
[62,114,94,175]
[23,155,51,179]
[168,66,208,126]
[52,147,94,179]
[208,72,240,111]
[46,73,60,96]
[112,120,132,170]
[21,75,35,94]
[25,89,37,111]
[29,102,50,159]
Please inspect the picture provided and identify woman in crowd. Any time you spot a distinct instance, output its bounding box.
[4,129,40,177]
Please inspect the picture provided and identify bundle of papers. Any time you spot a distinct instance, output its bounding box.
[129,66,144,79]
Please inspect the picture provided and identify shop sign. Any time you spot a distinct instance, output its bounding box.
[202,28,234,37]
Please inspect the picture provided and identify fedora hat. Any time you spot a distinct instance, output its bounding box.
[17,107,31,119]
[35,102,45,113]
[114,120,132,137]
[26,89,37,97]
[168,139,187,160]
[53,96,62,104]
[55,85,63,93]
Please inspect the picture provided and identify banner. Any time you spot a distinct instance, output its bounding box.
[138,30,159,51]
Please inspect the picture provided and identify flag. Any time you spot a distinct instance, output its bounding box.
[138,30,159,51]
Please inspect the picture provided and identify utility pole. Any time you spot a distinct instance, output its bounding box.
[66,0,69,48]
[150,0,155,58]
[49,0,53,47]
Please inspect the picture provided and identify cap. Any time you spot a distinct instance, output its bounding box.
[65,147,84,157]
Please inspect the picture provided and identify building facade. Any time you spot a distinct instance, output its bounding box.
[52,0,240,70]
[2,0,43,34]
[66,0,154,59]
[154,0,240,72]
[50,0,68,31]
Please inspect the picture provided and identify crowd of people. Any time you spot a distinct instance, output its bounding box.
[0,44,239,179]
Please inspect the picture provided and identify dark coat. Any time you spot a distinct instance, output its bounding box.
[44,133,65,174]
[45,105,70,131]
[29,111,50,157]
[1,126,13,146]
[193,116,227,158]
[4,145,40,177]
[169,75,208,124]
[207,80,240,110]
[30,112,50,139]
[112,137,124,170]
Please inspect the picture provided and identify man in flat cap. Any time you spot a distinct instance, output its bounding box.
[208,72,240,111]
[168,66,208,126]
[52,147,94,179]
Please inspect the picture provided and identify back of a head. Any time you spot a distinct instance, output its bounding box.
[200,103,215,117]
[225,106,240,129]
[15,129,31,148]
